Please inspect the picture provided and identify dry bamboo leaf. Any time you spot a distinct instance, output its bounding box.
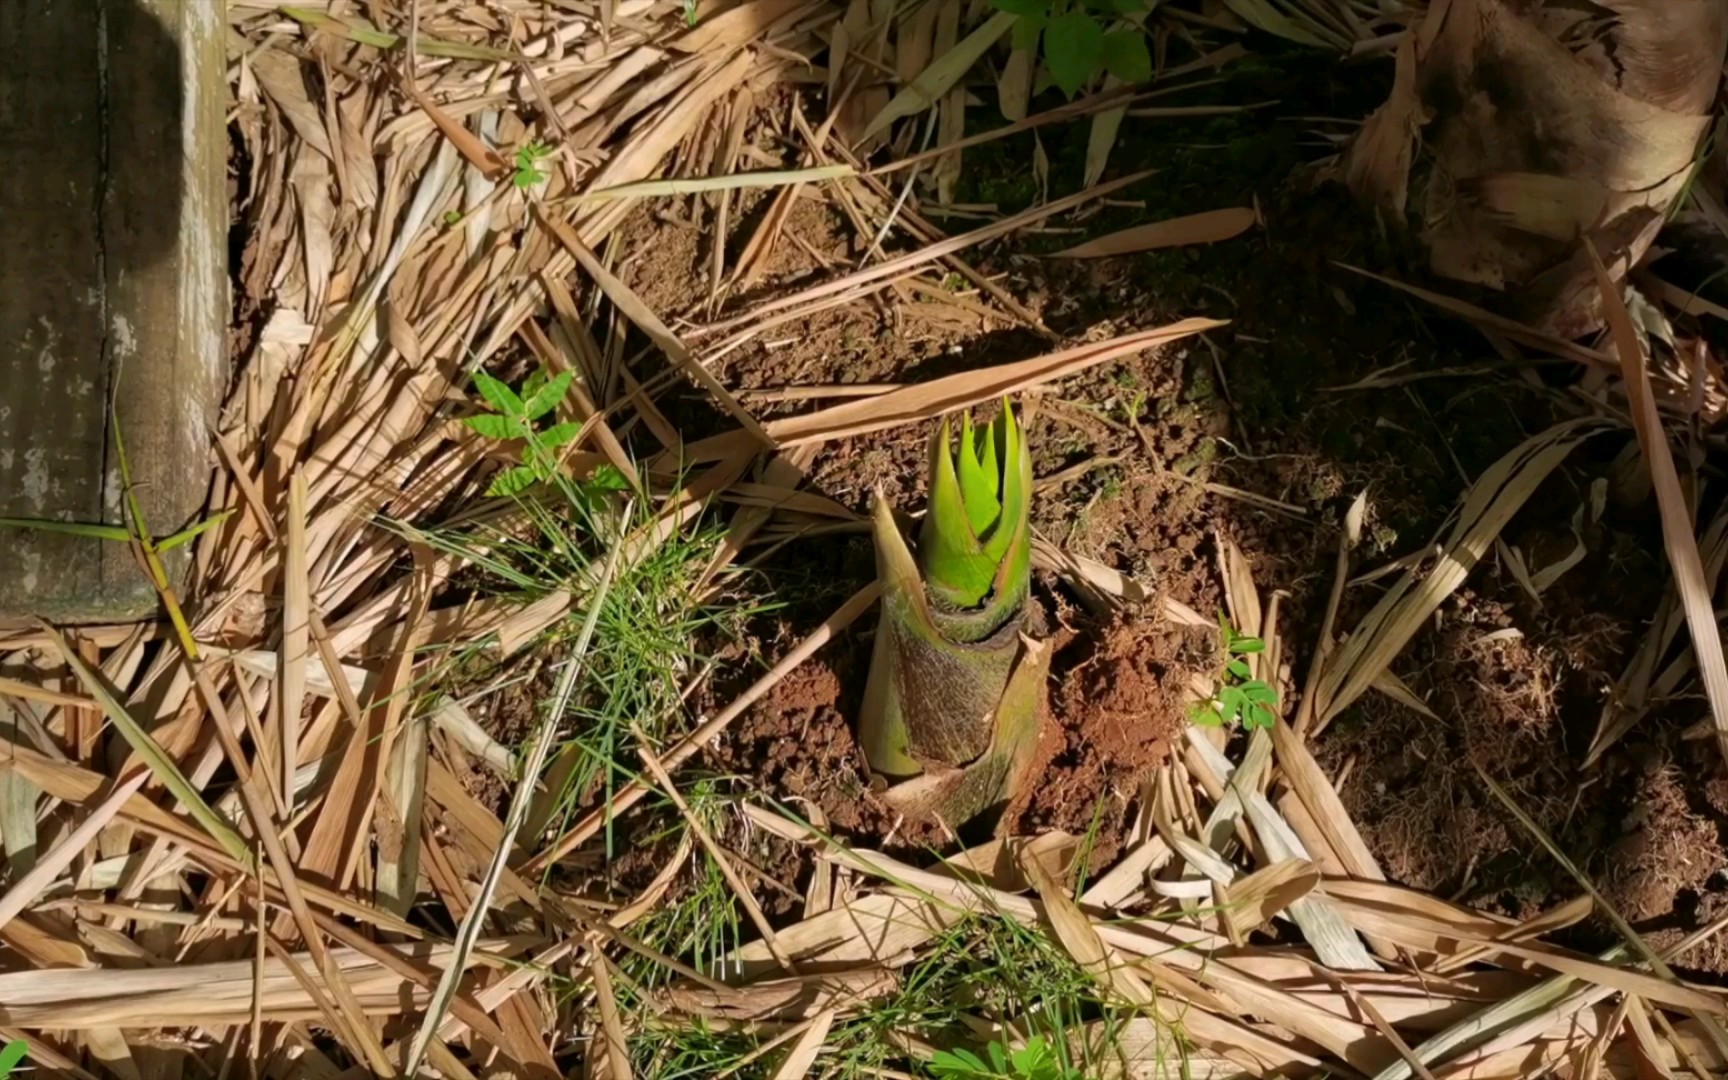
[39,625,251,866]
[0,939,512,1028]
[536,205,772,445]
[282,471,310,808]
[493,589,574,659]
[1623,995,1677,1079]
[80,1028,139,1080]
[422,764,540,911]
[398,78,506,180]
[942,832,1080,894]
[770,1006,835,1080]
[1053,207,1257,258]
[573,164,855,202]
[376,710,427,917]
[898,1,938,85]
[591,952,634,1080]
[405,539,620,1074]
[1271,718,1392,921]
[0,771,148,933]
[1371,668,1439,720]
[664,969,896,1022]
[1106,1019,1256,1079]
[1346,909,1726,1016]
[998,45,1035,123]
[862,11,1016,140]
[1339,263,1615,370]
[762,318,1224,447]
[335,88,378,210]
[580,50,755,199]
[6,738,418,937]
[1343,30,1420,219]
[1590,239,1728,766]
[0,703,38,881]
[227,647,368,701]
[612,833,694,931]
[252,50,335,161]
[1186,961,1389,1073]
[726,892,962,980]
[1184,730,1382,969]
[1020,845,1156,1006]
[2,913,89,969]
[427,696,514,776]
[1316,418,1604,725]
[1081,819,1171,909]
[1222,858,1321,936]
[673,0,814,53]
[925,1,965,205]
[313,915,511,1053]
[1083,86,1128,191]
[0,680,92,708]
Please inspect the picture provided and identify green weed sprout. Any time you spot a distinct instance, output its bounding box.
[991,0,1152,97]
[859,403,1048,825]
[0,1040,27,1079]
[932,1035,1082,1079]
[512,139,553,189]
[1190,616,1278,731]
[465,367,600,497]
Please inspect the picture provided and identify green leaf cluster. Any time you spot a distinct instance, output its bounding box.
[918,403,1032,611]
[465,367,611,497]
[513,139,552,189]
[990,0,1151,97]
[1190,616,1278,731]
[930,1035,1081,1079]
[0,1040,26,1079]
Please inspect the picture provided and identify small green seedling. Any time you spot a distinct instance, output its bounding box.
[990,0,1152,98]
[0,1040,28,1079]
[683,0,699,27]
[1190,616,1278,731]
[930,1036,1081,1079]
[465,368,583,496]
[512,139,553,189]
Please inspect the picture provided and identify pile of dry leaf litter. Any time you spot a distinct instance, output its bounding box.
[2,1,1728,1078]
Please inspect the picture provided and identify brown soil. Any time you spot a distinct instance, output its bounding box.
[1007,614,1203,867]
[539,54,1728,976]
[1318,596,1582,905]
[712,599,1207,869]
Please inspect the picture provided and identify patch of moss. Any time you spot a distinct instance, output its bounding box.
[1171,437,1217,478]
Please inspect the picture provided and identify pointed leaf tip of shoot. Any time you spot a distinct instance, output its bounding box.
[956,410,1002,536]
[907,401,1035,614]
[921,417,995,608]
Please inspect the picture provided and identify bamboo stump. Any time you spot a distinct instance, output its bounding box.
[0,0,225,620]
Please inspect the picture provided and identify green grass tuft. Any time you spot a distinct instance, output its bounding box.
[626,868,1180,1078]
[398,464,767,859]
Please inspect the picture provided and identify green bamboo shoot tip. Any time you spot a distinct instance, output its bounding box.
[860,400,1044,824]
[918,403,1031,611]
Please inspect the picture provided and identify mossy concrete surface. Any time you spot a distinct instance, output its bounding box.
[0,0,225,621]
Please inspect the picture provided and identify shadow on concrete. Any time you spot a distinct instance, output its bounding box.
[0,0,184,619]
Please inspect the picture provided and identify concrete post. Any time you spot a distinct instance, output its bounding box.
[0,0,226,620]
